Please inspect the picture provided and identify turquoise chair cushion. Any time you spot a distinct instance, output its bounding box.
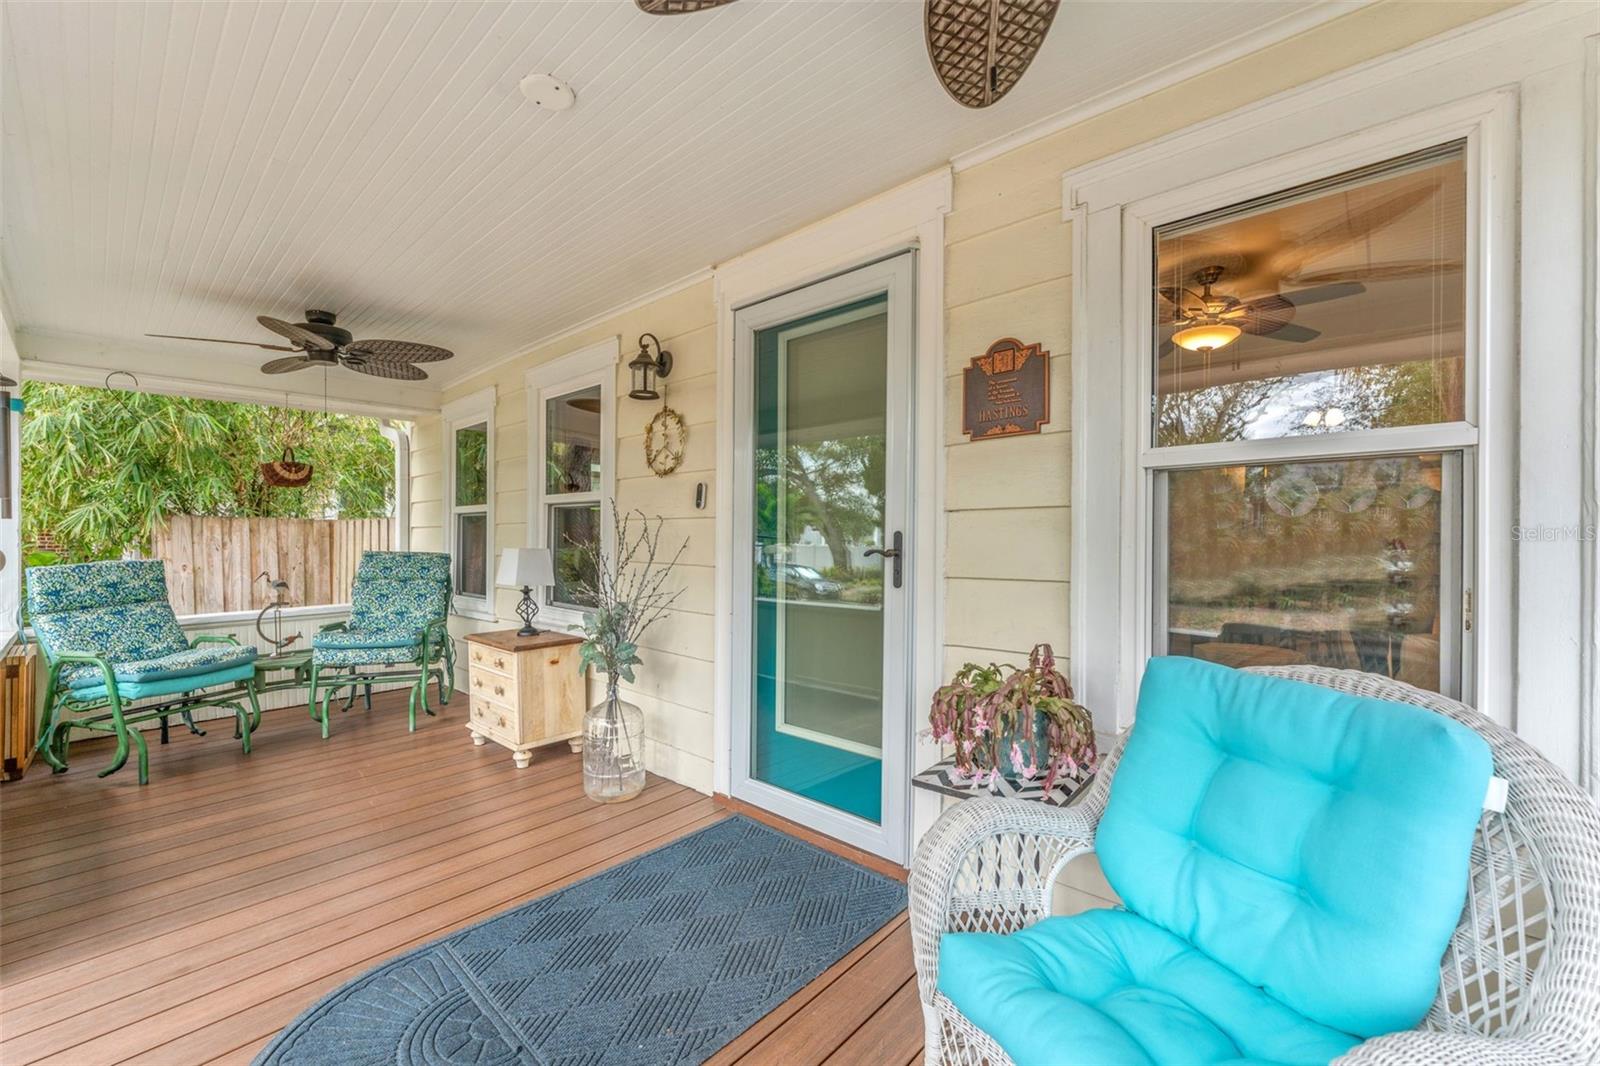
[939,908,1361,1065]
[1097,657,1493,1039]
[67,661,258,703]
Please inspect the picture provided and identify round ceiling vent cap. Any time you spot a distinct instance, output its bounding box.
[520,73,576,111]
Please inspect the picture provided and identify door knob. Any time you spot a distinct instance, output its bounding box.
[863,531,904,589]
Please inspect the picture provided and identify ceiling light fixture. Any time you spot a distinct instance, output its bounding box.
[520,73,576,111]
[1171,321,1242,353]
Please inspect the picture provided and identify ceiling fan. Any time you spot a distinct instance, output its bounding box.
[1158,265,1365,359]
[147,310,453,381]
[634,0,1059,109]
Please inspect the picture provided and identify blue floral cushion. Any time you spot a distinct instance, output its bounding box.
[347,552,450,639]
[110,644,257,684]
[314,645,426,667]
[28,561,190,684]
[312,628,421,651]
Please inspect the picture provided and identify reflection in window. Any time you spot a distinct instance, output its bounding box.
[455,512,487,598]
[454,424,488,506]
[551,502,599,609]
[1154,141,1466,447]
[451,419,490,601]
[1162,453,1450,693]
[545,388,601,494]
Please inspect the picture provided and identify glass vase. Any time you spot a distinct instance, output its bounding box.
[582,686,646,803]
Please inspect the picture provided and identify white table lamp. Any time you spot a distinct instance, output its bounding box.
[496,548,555,636]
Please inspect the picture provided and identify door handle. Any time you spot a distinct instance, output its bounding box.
[863,531,903,589]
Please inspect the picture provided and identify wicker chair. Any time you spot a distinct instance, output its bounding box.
[910,666,1600,1065]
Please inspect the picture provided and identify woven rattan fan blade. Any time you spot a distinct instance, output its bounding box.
[635,0,738,13]
[345,339,454,364]
[346,358,427,381]
[926,0,1059,109]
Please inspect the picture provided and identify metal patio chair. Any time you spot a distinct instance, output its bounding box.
[28,559,261,784]
[308,550,454,736]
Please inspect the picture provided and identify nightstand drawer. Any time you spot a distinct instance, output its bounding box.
[467,644,518,680]
[469,696,515,740]
[467,669,517,710]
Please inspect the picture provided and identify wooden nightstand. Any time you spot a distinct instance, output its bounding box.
[463,630,586,768]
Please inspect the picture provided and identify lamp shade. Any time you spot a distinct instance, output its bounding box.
[496,547,554,589]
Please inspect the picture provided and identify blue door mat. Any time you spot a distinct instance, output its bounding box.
[255,815,907,1066]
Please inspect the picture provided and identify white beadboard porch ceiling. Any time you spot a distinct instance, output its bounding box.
[2,0,1355,393]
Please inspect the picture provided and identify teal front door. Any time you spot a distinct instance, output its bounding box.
[731,253,914,862]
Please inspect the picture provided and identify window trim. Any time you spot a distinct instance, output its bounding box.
[525,337,619,632]
[441,387,496,622]
[1065,89,1517,733]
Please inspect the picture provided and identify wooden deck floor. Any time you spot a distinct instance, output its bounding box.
[0,693,920,1065]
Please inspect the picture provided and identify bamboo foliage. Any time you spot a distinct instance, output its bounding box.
[141,515,391,615]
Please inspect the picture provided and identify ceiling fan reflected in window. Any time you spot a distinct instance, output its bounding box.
[633,0,1060,109]
[1158,265,1365,362]
[146,310,454,381]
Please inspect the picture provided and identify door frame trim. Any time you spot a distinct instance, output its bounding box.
[712,168,950,864]
[729,255,914,861]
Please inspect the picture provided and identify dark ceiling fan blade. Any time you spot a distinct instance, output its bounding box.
[345,339,454,364]
[346,359,427,381]
[1228,293,1296,337]
[1280,281,1366,307]
[635,0,738,11]
[1157,338,1175,360]
[1264,323,1321,343]
[261,356,317,374]
[925,0,1060,109]
[146,333,296,352]
[258,316,334,351]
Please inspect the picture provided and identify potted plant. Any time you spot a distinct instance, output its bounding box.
[572,505,687,803]
[928,643,1098,792]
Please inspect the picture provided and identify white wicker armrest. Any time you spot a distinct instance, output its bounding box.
[909,741,1123,1008]
[1335,1029,1574,1065]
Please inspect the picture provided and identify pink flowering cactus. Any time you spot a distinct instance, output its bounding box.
[928,643,1098,794]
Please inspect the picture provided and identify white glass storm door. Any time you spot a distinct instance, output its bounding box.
[730,253,915,862]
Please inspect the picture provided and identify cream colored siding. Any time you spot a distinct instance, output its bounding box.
[430,280,718,794]
[401,0,1518,799]
[936,0,1518,678]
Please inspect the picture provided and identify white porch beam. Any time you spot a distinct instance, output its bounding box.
[17,329,441,420]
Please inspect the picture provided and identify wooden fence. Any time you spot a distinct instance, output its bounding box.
[143,515,392,615]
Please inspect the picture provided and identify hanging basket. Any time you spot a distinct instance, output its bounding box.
[260,446,313,488]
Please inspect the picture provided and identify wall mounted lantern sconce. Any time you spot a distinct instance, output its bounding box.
[627,333,673,401]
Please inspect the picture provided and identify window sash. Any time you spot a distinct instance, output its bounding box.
[442,391,495,618]
[526,348,616,628]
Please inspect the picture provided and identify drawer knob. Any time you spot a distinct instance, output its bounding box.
[493,685,505,697]
[493,657,506,669]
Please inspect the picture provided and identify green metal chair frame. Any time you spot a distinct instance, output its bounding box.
[35,634,262,785]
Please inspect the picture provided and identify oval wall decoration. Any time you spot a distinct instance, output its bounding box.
[644,407,688,477]
[925,0,1060,109]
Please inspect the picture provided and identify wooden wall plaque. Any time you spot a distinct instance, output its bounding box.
[961,337,1050,440]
